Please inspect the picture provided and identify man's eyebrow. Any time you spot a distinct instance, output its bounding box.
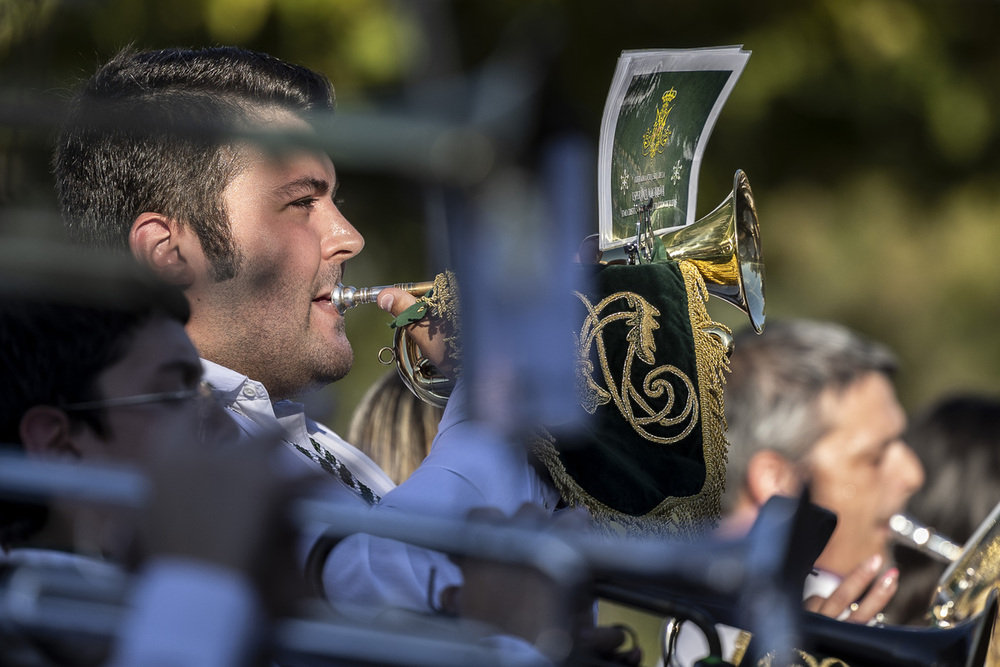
[272,176,331,200]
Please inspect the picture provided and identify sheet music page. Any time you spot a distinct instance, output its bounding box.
[598,46,751,252]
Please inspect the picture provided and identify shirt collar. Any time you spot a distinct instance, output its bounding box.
[201,358,310,436]
[201,359,255,398]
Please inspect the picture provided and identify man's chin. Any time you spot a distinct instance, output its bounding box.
[316,342,354,384]
[269,344,353,400]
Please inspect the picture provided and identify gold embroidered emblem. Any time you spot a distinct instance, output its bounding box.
[574,290,698,444]
[642,87,677,157]
[530,261,731,537]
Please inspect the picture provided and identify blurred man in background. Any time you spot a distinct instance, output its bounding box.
[672,318,925,665]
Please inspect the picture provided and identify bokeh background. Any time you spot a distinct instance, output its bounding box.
[3,0,1000,662]
[5,0,1000,434]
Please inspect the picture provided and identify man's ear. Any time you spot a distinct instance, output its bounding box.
[745,450,801,508]
[19,406,82,459]
[129,213,196,287]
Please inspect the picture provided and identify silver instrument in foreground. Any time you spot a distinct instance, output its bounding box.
[0,453,806,666]
[6,454,1000,666]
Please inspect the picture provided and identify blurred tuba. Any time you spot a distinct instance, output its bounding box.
[780,597,1000,667]
[331,169,765,406]
[931,501,1000,634]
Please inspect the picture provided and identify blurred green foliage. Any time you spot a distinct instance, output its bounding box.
[2,0,1000,439]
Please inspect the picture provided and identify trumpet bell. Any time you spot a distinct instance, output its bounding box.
[388,326,453,408]
[932,500,1000,629]
[655,169,765,334]
[604,169,765,333]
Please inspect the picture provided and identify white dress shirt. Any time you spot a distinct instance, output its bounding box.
[202,360,559,616]
[202,359,394,498]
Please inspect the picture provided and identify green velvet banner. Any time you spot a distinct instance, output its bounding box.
[533,260,729,535]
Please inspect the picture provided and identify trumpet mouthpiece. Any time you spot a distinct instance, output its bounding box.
[330,282,435,315]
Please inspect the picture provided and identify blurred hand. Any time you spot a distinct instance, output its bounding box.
[803,554,898,624]
[139,433,312,618]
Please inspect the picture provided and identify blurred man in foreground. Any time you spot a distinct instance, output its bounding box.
[0,254,301,666]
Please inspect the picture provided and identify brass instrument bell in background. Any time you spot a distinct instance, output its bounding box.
[604,168,765,334]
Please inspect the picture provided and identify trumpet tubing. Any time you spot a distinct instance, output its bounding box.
[6,455,998,667]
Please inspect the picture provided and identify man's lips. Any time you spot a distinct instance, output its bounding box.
[313,294,335,307]
[311,291,341,316]
[313,272,342,308]
[313,269,344,307]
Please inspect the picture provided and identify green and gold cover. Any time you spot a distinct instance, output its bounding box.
[532,260,731,537]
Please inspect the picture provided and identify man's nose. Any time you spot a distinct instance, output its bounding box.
[890,440,926,496]
[320,207,364,261]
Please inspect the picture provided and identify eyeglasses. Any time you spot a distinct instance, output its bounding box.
[61,381,214,412]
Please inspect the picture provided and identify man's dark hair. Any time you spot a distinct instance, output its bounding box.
[53,46,335,281]
[886,394,1000,625]
[0,253,189,546]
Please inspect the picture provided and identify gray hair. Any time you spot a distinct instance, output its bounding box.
[721,319,898,513]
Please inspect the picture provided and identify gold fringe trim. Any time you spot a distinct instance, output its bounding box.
[423,270,463,375]
[731,630,753,665]
[531,260,731,538]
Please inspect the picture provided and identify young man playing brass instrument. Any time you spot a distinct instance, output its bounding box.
[53,45,646,665]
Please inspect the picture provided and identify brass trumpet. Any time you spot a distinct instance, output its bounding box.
[331,169,765,406]
[601,169,765,334]
[330,282,435,315]
[330,280,452,407]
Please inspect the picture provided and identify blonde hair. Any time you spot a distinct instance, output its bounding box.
[347,371,444,485]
